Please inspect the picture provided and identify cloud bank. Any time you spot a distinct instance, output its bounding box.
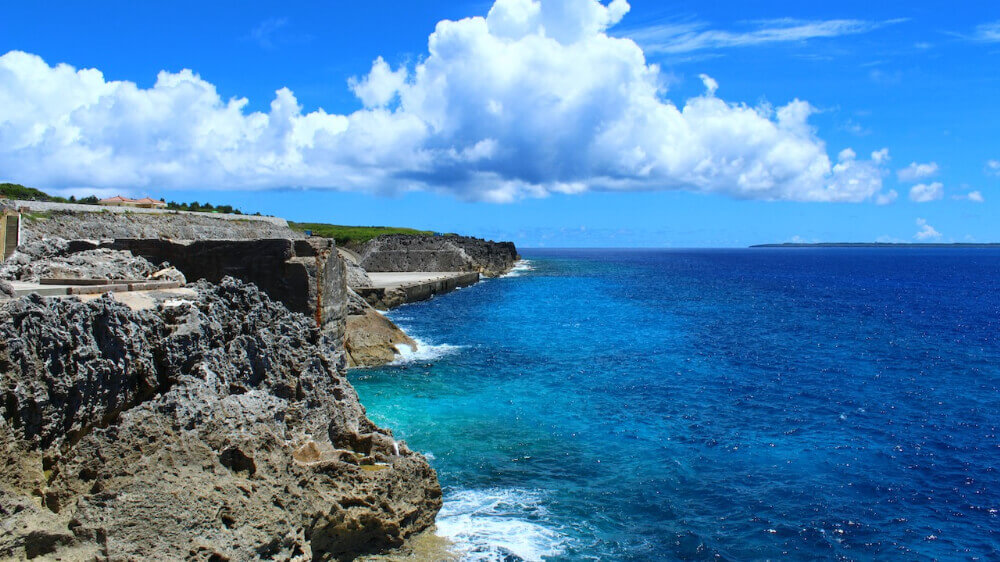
[0,0,889,203]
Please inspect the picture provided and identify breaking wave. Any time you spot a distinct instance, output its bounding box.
[502,260,535,278]
[391,337,463,364]
[436,488,566,562]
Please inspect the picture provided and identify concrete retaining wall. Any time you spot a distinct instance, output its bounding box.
[66,238,347,347]
[356,272,479,309]
[12,200,289,228]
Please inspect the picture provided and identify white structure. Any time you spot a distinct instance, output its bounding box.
[1,204,20,261]
[99,195,167,209]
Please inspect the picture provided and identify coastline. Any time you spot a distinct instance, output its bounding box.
[0,205,519,560]
[346,248,1000,559]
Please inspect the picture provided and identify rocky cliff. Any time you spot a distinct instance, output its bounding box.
[344,288,416,368]
[359,235,518,278]
[20,210,300,242]
[0,278,441,560]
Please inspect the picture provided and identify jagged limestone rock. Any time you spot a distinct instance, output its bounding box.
[148,265,187,284]
[0,238,70,281]
[16,248,158,282]
[345,258,374,289]
[0,278,441,560]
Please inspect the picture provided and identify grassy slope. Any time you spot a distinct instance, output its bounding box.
[288,222,434,247]
[0,183,70,203]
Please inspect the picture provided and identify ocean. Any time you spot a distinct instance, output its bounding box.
[349,248,1000,560]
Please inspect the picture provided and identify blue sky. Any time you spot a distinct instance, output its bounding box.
[1,0,997,247]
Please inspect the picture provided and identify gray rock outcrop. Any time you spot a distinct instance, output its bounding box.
[0,238,71,281]
[345,259,374,289]
[359,235,519,278]
[0,278,441,560]
[14,248,158,282]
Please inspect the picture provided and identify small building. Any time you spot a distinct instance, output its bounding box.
[0,203,20,262]
[99,195,167,209]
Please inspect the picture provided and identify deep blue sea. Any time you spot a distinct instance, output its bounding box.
[350,249,1000,561]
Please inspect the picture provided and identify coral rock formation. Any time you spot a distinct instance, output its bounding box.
[0,279,441,560]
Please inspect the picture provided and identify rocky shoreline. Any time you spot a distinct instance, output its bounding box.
[0,209,518,560]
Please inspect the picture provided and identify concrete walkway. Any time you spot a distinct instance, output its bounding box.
[367,272,475,290]
[359,271,480,309]
[10,280,183,298]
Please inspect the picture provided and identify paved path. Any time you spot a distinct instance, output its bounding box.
[10,280,182,297]
[366,272,473,290]
[10,281,77,297]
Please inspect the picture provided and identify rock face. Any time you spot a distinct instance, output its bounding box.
[94,238,348,349]
[359,235,519,278]
[344,289,416,368]
[12,248,158,282]
[0,279,442,560]
[343,256,374,289]
[0,238,71,281]
[20,210,300,243]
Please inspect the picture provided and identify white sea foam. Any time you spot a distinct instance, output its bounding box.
[391,337,463,365]
[502,260,535,278]
[436,488,566,562]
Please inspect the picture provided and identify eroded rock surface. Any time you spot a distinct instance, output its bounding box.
[0,238,70,281]
[345,258,374,289]
[0,278,441,560]
[344,289,415,368]
[359,235,518,278]
[14,248,158,282]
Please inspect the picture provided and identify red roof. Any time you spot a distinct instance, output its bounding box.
[99,196,165,204]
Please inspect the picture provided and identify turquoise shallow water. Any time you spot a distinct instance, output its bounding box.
[349,249,1000,561]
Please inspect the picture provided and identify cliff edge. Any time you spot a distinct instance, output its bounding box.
[359,235,518,278]
[0,278,441,560]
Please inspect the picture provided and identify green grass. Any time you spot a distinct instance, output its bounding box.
[21,211,53,221]
[288,222,434,247]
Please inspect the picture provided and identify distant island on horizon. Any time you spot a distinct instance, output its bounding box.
[752,242,1000,248]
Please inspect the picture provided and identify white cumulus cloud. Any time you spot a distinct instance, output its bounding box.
[955,190,984,203]
[909,182,943,203]
[348,57,408,108]
[0,0,890,203]
[914,217,941,240]
[897,161,938,182]
[987,159,1000,176]
[875,189,898,205]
